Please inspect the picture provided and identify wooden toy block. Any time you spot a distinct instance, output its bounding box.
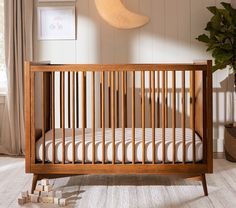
[54,197,60,205]
[44,185,53,192]
[55,190,63,198]
[41,196,54,203]
[41,178,49,186]
[18,197,26,205]
[24,196,31,203]
[35,185,44,191]
[21,191,28,198]
[48,191,54,197]
[41,191,49,197]
[38,196,43,203]
[33,190,41,196]
[29,194,39,203]
[59,198,67,206]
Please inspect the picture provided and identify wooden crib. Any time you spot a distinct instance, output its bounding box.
[24,61,213,196]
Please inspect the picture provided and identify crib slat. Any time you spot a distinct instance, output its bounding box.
[142,71,145,164]
[152,71,155,164]
[82,72,85,164]
[68,72,71,128]
[192,71,196,163]
[51,72,55,164]
[116,72,119,127]
[92,72,95,164]
[125,72,128,127]
[41,73,45,164]
[61,72,65,164]
[157,71,160,128]
[182,71,186,163]
[149,71,152,127]
[60,73,62,128]
[100,74,102,128]
[108,72,111,128]
[76,72,79,128]
[162,71,166,164]
[72,72,75,164]
[132,71,135,164]
[101,72,105,164]
[122,72,125,164]
[111,72,115,164]
[165,72,168,127]
[172,71,176,164]
[84,73,87,128]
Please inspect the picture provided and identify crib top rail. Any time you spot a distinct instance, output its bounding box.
[29,62,208,72]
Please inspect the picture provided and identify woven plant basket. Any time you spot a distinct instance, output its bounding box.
[224,124,236,162]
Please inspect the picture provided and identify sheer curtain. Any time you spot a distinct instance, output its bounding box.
[0,0,34,155]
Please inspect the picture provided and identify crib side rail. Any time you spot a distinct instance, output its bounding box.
[25,61,212,174]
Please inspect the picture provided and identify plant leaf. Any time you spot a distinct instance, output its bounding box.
[196,34,210,43]
[207,6,219,15]
[219,43,233,50]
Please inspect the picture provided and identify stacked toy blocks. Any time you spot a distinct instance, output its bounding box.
[18,179,71,206]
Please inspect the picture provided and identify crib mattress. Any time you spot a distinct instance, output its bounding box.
[36,128,203,163]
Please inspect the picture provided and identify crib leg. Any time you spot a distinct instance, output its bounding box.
[31,174,39,194]
[186,174,208,196]
[201,174,208,196]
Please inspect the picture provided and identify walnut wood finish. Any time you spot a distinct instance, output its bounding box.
[182,71,186,164]
[162,71,166,164]
[132,72,135,164]
[51,73,55,164]
[72,72,75,164]
[122,72,125,164]
[24,61,212,197]
[172,71,176,164]
[101,72,105,164]
[152,71,155,164]
[92,72,95,164]
[141,71,145,165]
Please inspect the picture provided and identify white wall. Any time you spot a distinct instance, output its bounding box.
[34,0,236,152]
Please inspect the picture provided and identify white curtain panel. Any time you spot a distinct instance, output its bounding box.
[0,0,33,155]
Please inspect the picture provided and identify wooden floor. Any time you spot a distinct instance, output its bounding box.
[1,157,236,208]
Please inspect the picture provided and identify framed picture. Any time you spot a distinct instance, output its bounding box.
[38,6,76,40]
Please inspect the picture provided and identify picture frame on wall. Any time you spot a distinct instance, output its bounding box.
[38,6,76,40]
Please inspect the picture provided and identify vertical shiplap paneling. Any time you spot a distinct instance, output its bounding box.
[124,0,141,64]
[86,0,103,127]
[34,0,234,151]
[178,0,191,127]
[122,0,141,127]
[177,0,191,63]
[76,0,89,64]
[165,0,178,63]
[75,0,90,127]
[152,0,166,63]
[190,0,213,60]
[140,0,153,126]
[164,0,178,127]
[99,1,116,127]
[89,0,103,128]
[139,0,153,64]
[152,0,165,127]
[215,0,232,151]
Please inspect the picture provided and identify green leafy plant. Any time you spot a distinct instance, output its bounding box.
[197,2,236,87]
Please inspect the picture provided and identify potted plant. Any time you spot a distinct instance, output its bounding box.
[197,2,236,161]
